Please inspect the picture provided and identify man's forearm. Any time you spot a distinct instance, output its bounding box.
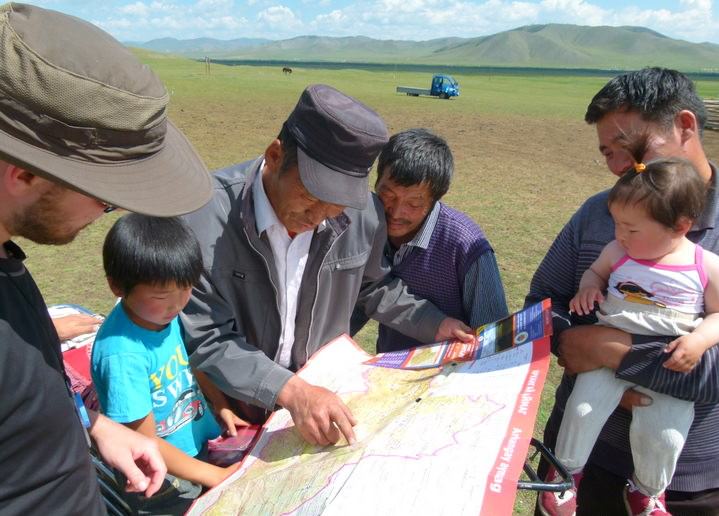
[190,338,294,410]
[359,276,445,343]
[558,325,632,374]
[559,325,719,403]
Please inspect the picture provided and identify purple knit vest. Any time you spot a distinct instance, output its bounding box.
[377,203,492,352]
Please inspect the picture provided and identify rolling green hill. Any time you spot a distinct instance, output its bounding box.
[131,24,719,72]
[425,24,719,70]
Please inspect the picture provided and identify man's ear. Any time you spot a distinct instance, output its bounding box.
[263,139,283,173]
[676,110,698,145]
[2,164,43,197]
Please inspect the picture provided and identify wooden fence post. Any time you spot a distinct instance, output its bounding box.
[705,99,719,130]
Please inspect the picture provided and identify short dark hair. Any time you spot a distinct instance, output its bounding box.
[585,67,707,135]
[376,128,453,202]
[277,122,299,175]
[608,135,706,228]
[103,214,203,294]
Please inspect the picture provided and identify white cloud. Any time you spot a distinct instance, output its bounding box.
[96,0,249,40]
[148,1,177,10]
[197,14,247,30]
[246,0,281,8]
[605,1,713,43]
[118,1,150,16]
[100,17,135,29]
[315,9,346,24]
[81,0,719,44]
[257,5,302,28]
[197,0,234,8]
[680,0,712,9]
[538,0,606,24]
[501,2,541,21]
[307,0,541,39]
[299,0,718,43]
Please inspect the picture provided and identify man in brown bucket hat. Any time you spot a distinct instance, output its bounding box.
[0,3,212,514]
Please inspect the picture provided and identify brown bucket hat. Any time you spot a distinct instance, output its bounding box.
[0,3,211,216]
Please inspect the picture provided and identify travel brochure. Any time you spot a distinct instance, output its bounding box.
[365,298,552,370]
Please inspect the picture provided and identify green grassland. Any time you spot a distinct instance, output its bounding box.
[20,53,719,514]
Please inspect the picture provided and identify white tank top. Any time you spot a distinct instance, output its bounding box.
[606,244,707,315]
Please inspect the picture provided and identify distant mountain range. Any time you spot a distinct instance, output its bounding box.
[125,36,271,55]
[128,24,719,71]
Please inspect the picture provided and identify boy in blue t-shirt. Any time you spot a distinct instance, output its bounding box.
[92,214,245,510]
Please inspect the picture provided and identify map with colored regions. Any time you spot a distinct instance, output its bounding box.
[189,334,550,516]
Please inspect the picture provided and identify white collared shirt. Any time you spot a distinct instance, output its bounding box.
[253,166,315,368]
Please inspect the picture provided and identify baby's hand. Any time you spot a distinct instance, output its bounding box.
[218,407,250,437]
[663,334,710,373]
[569,287,604,316]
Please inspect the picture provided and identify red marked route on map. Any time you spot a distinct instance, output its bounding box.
[189,335,550,516]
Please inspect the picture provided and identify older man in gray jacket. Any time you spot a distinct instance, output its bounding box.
[182,84,471,446]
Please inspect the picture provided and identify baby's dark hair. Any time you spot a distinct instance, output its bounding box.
[607,134,706,229]
[103,214,203,294]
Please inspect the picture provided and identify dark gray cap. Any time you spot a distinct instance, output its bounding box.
[285,84,388,210]
[0,3,211,216]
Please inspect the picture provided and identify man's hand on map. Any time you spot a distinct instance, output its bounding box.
[557,325,631,375]
[89,412,166,496]
[277,375,357,446]
[435,317,474,343]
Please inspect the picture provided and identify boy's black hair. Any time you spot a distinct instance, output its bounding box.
[376,128,453,203]
[103,214,203,294]
[608,134,706,229]
[585,67,707,135]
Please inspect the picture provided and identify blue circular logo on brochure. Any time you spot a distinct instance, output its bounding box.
[514,331,529,345]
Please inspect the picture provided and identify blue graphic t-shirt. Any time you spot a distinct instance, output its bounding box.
[91,303,221,457]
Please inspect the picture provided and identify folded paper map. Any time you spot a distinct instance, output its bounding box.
[189,316,551,515]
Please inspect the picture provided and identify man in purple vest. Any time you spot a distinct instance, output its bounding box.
[352,128,508,352]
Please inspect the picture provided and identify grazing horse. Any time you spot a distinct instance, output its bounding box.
[282,67,292,75]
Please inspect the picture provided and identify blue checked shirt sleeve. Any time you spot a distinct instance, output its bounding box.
[524,217,579,355]
[615,336,719,403]
[463,251,509,328]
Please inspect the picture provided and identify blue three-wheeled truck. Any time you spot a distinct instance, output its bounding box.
[396,74,460,99]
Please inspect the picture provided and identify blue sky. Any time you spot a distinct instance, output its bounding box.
[31,0,718,44]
